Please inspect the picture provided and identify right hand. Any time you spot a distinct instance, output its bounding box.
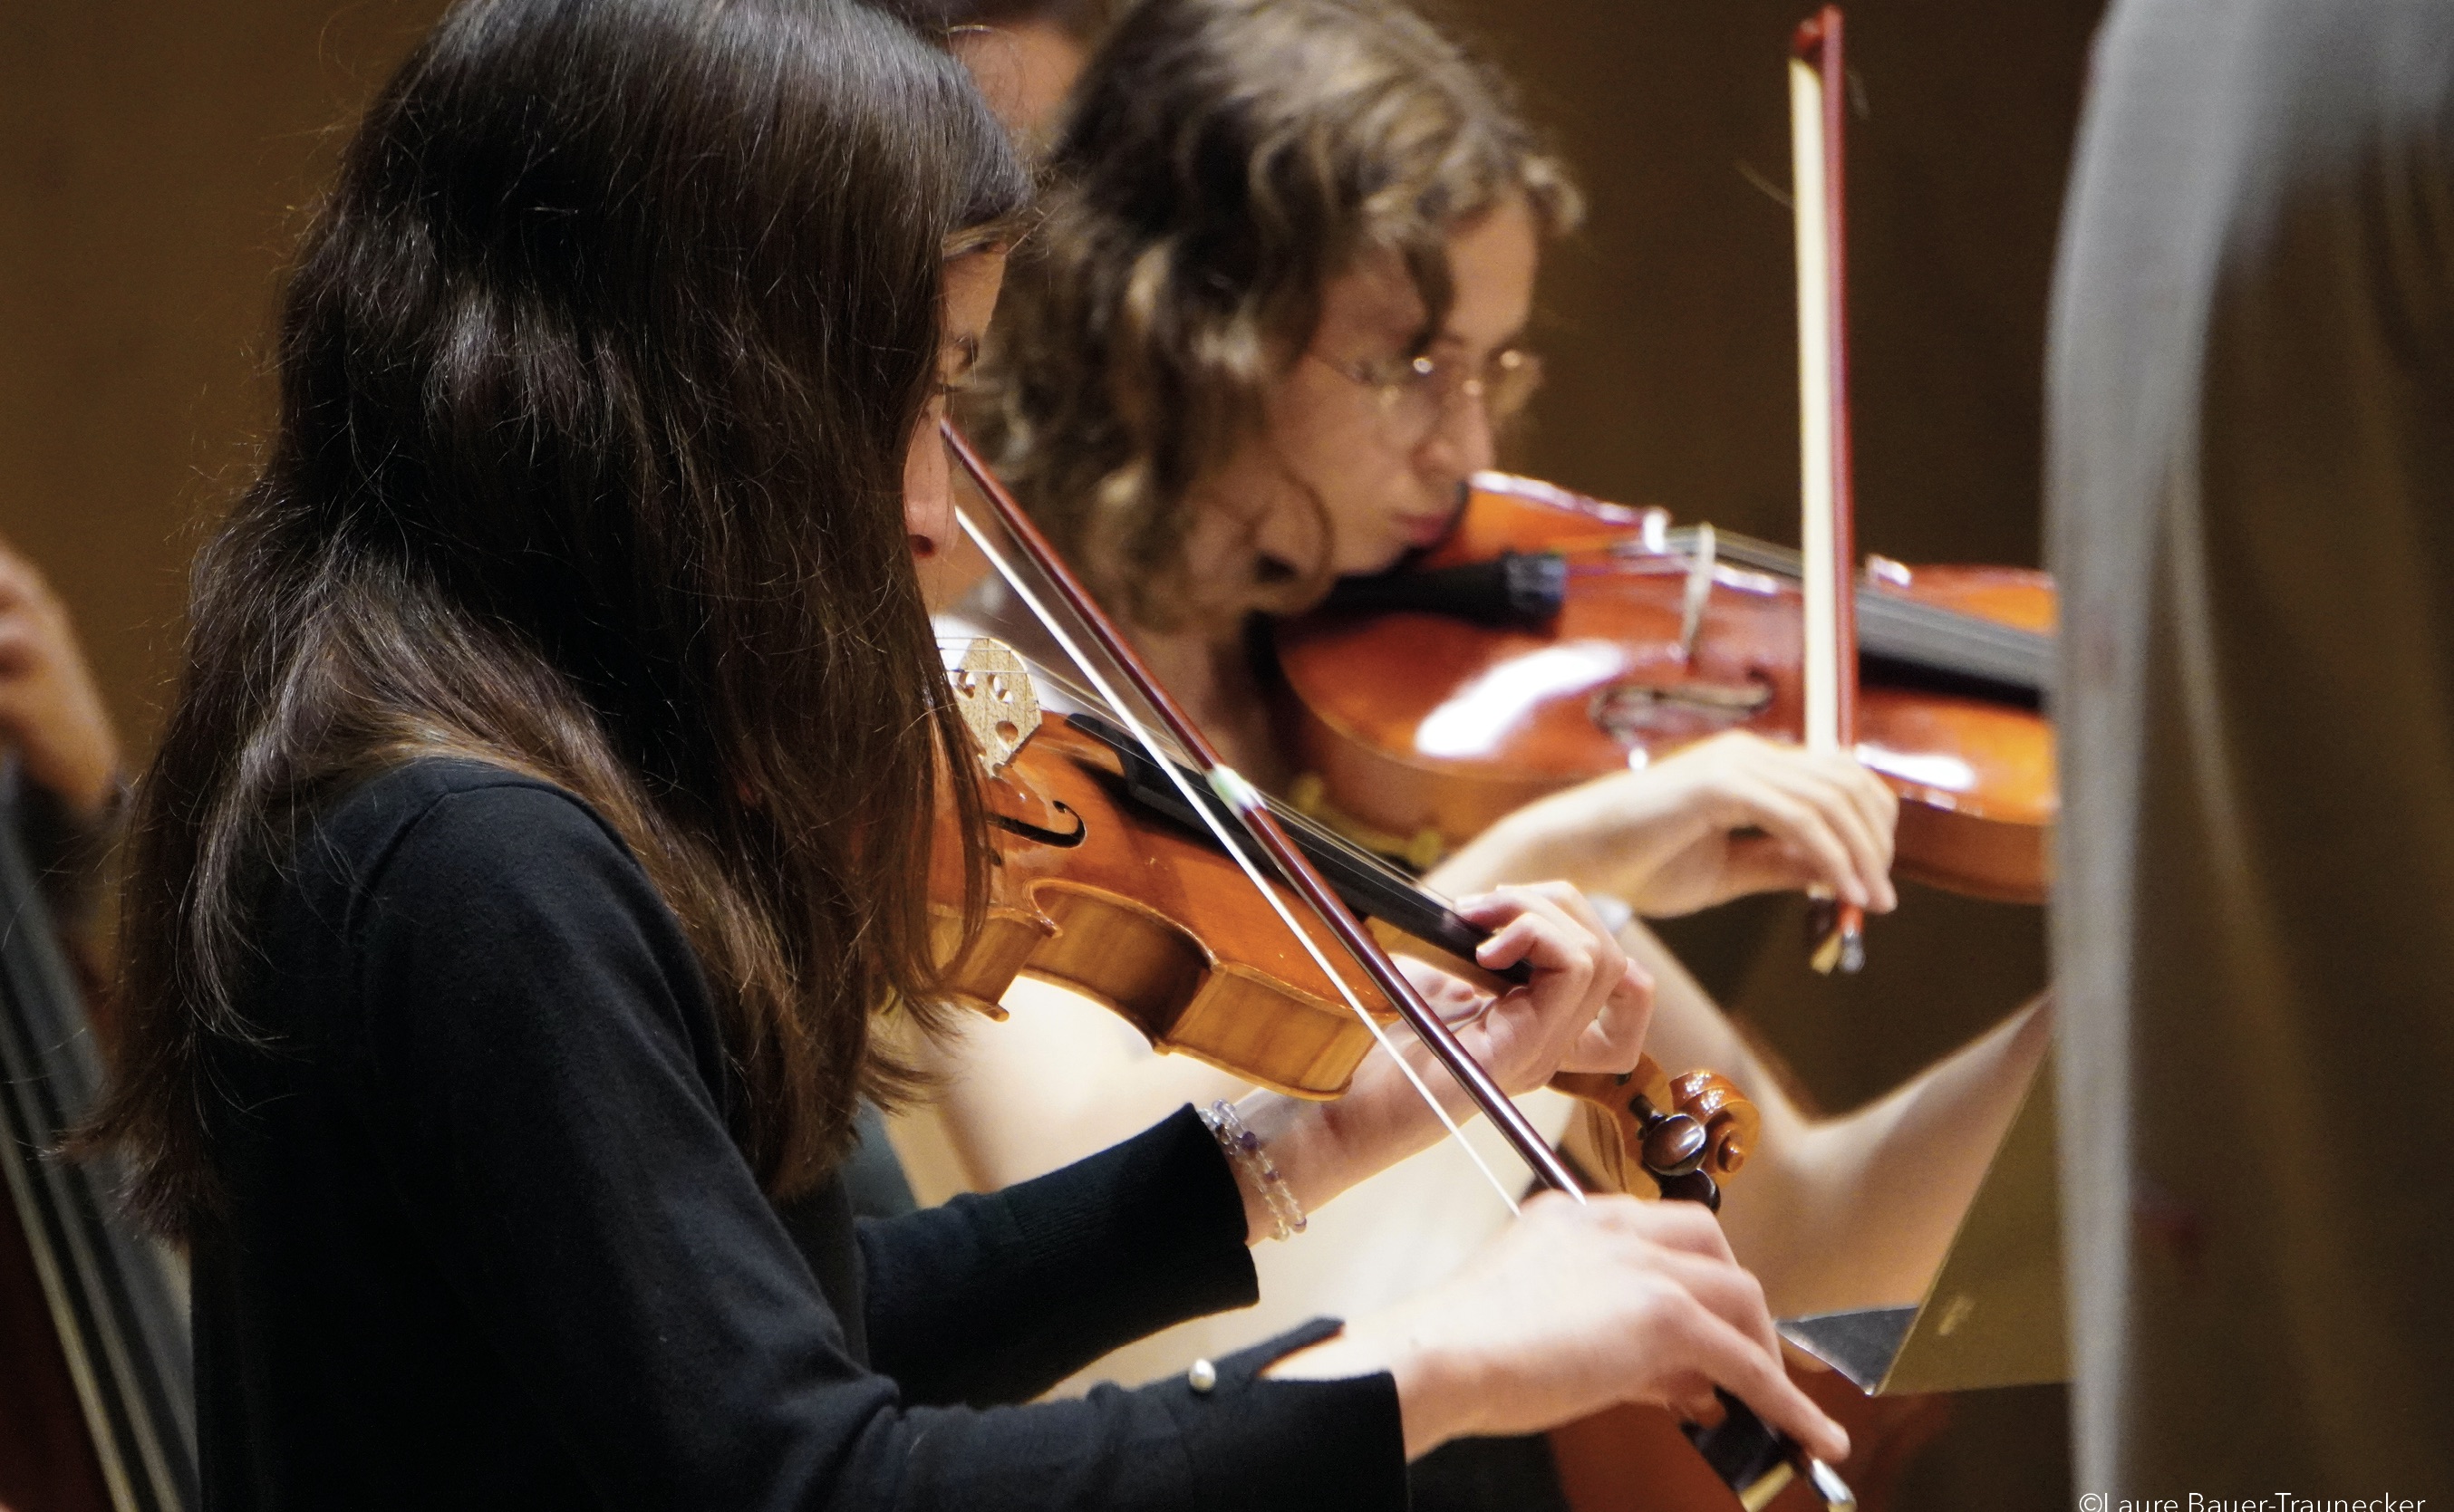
[1266,1190,1850,1465]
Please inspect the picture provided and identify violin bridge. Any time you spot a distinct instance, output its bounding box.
[950,639,1039,775]
[1678,521,1717,662]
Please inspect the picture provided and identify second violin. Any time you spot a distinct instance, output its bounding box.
[1274,470,2058,906]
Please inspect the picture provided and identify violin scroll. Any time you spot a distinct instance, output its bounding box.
[1551,1058,1763,1209]
[1667,1067,1760,1178]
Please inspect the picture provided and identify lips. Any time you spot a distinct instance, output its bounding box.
[1393,511,1454,548]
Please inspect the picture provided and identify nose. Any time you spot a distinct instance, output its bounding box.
[904,416,955,558]
[1415,380,1497,485]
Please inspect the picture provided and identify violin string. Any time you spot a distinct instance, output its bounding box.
[1554,538,2050,686]
[1662,528,2051,658]
[949,635,1473,987]
[952,507,1524,1214]
[1572,540,2046,648]
[1431,520,2047,670]
[967,645,1460,903]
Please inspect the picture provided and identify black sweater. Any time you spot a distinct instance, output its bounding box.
[192,758,1405,1509]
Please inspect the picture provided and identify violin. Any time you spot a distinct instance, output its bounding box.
[1274,468,2056,907]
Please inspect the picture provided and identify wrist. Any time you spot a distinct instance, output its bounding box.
[1312,1043,1470,1194]
[1201,1097,1309,1243]
[1473,790,1638,898]
[1431,810,1559,896]
[1223,1077,1436,1244]
[1263,1305,1482,1459]
[1383,1312,1483,1456]
[1214,1093,1358,1243]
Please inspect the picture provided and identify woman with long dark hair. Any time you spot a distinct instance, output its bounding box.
[88,1,1845,1505]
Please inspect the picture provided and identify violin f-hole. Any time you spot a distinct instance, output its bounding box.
[987,802,1087,849]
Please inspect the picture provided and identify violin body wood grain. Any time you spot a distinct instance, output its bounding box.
[931,712,1391,1099]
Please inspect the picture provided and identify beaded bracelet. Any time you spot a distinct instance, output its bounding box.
[1199,1099,1308,1242]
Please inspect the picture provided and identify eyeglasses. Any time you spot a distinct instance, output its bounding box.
[1313,345,1546,442]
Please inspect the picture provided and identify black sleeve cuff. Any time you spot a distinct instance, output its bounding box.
[860,1104,1260,1405]
[1126,1317,1408,1512]
[1004,1103,1257,1326]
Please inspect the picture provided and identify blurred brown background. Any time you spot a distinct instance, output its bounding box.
[1,2,449,758]
[0,0,2098,1507]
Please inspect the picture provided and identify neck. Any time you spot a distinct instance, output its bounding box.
[1176,449,1327,611]
[1102,460,1319,783]
[1126,615,1287,787]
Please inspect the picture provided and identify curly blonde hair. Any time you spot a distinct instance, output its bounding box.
[980,0,1580,630]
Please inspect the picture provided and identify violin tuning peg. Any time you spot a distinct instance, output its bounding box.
[1640,1112,1710,1179]
[1656,1170,1722,1211]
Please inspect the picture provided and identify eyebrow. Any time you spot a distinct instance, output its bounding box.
[1429,326,1529,354]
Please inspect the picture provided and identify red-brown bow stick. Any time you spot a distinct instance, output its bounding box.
[1792,6,1865,976]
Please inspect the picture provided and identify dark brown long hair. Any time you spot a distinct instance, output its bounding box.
[981,0,1580,630]
[91,0,1029,1238]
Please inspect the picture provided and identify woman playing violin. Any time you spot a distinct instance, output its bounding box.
[940,0,2048,1328]
[86,1,1847,1505]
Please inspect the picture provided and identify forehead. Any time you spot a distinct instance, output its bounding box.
[1316,248,1427,339]
[1312,197,1540,345]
